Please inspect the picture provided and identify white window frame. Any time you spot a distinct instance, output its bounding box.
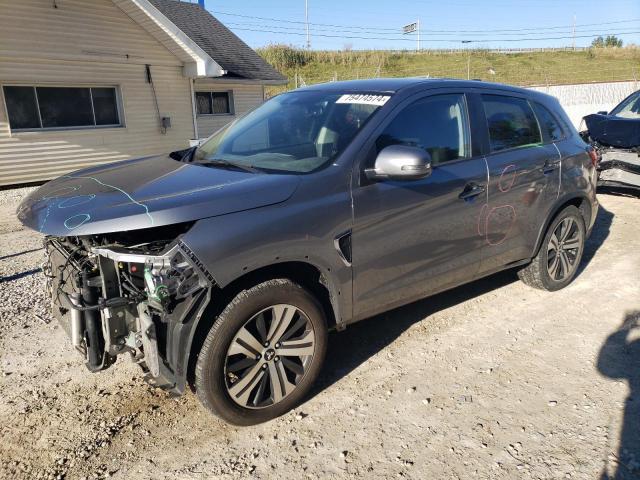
[195,90,235,116]
[1,84,125,132]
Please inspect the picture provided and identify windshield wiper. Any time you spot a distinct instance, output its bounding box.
[200,158,262,174]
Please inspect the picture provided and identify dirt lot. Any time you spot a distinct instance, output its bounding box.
[1,188,639,480]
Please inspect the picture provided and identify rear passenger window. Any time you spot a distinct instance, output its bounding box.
[532,102,564,142]
[482,95,541,152]
[376,94,470,165]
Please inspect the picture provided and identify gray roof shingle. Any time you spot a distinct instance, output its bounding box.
[148,0,287,83]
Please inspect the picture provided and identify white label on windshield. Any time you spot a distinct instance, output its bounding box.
[336,94,391,106]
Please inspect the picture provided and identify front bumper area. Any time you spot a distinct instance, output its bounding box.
[44,237,213,393]
[597,149,640,190]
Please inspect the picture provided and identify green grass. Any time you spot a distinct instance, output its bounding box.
[258,45,640,96]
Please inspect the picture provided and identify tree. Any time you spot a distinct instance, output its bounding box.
[605,35,623,47]
[592,35,623,48]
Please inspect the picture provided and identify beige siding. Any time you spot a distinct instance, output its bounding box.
[194,81,264,139]
[0,0,182,67]
[0,0,193,186]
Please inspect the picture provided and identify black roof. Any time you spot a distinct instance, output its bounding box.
[148,0,287,84]
[300,77,436,93]
[301,78,552,100]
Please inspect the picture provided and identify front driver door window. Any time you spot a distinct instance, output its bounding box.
[374,94,470,165]
[351,93,490,320]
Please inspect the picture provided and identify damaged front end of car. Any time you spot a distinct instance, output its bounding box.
[16,152,303,396]
[581,96,640,190]
[43,223,214,393]
[596,147,640,190]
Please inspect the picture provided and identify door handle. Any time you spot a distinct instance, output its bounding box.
[543,159,560,174]
[459,182,486,200]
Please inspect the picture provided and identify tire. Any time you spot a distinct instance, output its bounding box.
[195,279,328,425]
[518,205,586,291]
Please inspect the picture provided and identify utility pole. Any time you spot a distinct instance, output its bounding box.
[572,14,576,50]
[417,18,421,52]
[305,0,310,49]
[462,40,472,79]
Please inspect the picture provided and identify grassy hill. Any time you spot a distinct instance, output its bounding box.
[258,46,640,95]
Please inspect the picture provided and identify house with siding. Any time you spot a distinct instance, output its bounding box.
[0,0,287,186]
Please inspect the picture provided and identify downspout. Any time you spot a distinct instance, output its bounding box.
[189,78,199,144]
[145,64,167,135]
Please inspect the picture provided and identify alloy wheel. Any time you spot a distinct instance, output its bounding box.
[224,304,316,409]
[547,217,583,282]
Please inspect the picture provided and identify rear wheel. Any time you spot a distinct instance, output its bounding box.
[518,205,585,291]
[195,279,327,425]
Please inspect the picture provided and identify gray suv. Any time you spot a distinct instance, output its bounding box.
[18,79,599,425]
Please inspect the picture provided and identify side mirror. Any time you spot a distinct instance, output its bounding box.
[365,145,432,181]
[597,110,608,115]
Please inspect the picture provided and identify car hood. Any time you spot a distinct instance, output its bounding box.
[584,113,640,149]
[17,154,301,236]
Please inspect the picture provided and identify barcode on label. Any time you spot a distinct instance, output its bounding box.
[336,94,391,106]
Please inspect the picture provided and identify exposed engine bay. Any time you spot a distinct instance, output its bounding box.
[43,224,213,392]
[14,149,304,397]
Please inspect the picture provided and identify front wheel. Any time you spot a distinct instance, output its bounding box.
[195,279,327,425]
[518,205,586,291]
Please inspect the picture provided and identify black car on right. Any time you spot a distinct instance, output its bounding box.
[581,89,640,190]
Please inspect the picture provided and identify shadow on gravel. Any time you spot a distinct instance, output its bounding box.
[576,203,613,279]
[313,199,615,400]
[0,268,42,283]
[598,310,640,480]
[314,268,517,398]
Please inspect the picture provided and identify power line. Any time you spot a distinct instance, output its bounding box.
[228,26,640,43]
[222,21,408,35]
[212,10,399,31]
[211,10,640,34]
[222,20,640,38]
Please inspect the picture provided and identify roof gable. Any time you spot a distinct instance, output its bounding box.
[113,0,224,77]
[148,0,287,84]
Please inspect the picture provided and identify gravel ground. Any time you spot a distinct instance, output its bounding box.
[1,187,639,480]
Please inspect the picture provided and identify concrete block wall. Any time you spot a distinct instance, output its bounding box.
[528,80,639,128]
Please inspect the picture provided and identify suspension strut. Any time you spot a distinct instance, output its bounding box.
[81,271,104,370]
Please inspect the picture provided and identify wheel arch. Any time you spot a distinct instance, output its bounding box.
[183,260,340,390]
[532,193,592,257]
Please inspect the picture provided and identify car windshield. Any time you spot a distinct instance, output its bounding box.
[192,91,388,173]
[610,91,640,119]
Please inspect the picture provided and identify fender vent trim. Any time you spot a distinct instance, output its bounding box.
[334,230,352,266]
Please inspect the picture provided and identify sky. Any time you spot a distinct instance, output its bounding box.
[193,0,640,50]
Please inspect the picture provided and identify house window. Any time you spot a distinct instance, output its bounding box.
[195,91,233,115]
[2,85,122,131]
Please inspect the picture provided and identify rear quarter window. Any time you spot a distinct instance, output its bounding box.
[531,102,565,142]
[482,94,542,152]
